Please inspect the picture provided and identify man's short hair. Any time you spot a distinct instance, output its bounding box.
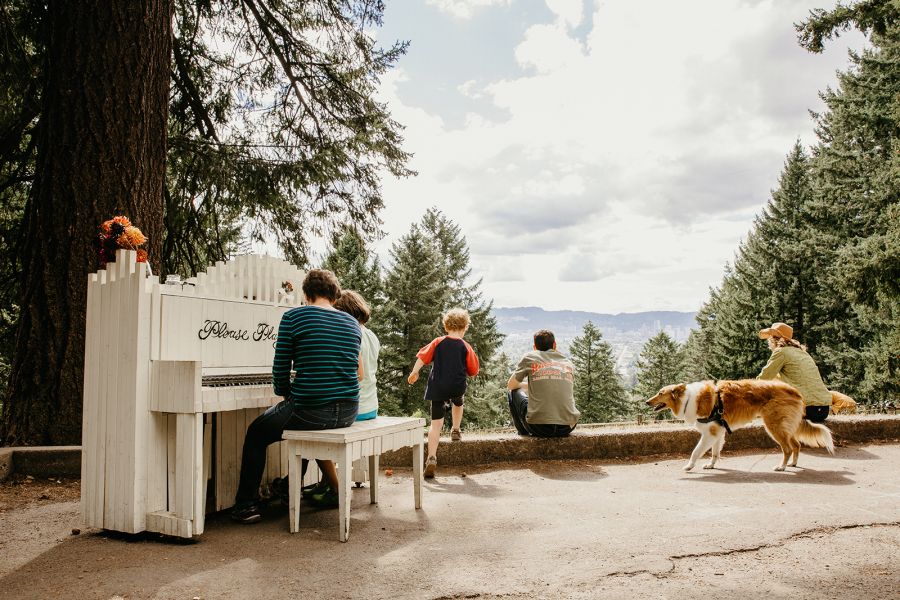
[533,329,555,351]
[302,269,341,303]
[442,308,470,332]
[334,290,371,324]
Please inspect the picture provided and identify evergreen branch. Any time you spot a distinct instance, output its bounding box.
[171,39,220,142]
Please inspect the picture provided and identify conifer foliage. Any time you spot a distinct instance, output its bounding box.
[569,322,631,422]
[685,1,900,405]
[379,226,449,417]
[690,144,821,382]
[0,0,413,444]
[634,332,686,419]
[376,209,506,426]
[321,227,385,327]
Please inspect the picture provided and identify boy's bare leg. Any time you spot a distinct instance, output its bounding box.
[317,459,340,490]
[451,404,463,432]
[427,417,443,458]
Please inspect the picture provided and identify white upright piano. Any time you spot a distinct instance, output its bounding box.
[80,250,307,537]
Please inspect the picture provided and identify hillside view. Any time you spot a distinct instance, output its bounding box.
[493,307,696,384]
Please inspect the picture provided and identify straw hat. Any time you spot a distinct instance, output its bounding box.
[759,322,793,340]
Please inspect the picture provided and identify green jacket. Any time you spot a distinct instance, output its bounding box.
[758,346,831,406]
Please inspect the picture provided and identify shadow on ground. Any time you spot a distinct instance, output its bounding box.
[685,467,855,485]
[0,486,431,600]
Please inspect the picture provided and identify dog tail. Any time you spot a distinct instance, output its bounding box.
[797,419,835,454]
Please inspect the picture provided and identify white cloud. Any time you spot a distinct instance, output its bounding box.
[376,0,865,312]
[426,0,512,19]
[514,23,586,73]
[546,0,583,28]
[457,79,482,99]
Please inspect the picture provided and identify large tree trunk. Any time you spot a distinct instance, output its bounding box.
[1,1,173,445]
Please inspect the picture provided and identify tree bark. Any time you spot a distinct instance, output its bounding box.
[1,1,173,445]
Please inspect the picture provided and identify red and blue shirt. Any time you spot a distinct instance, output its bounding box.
[416,336,479,401]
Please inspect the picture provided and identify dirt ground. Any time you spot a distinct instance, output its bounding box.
[0,443,898,600]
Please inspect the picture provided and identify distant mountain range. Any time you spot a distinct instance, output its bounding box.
[492,307,697,378]
[493,306,697,340]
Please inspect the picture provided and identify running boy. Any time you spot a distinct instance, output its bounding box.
[407,308,479,478]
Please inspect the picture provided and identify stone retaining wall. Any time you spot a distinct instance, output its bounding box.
[379,414,900,467]
[0,446,82,481]
[1,415,898,479]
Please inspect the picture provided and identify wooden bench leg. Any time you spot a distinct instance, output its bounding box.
[368,454,379,504]
[338,445,352,542]
[413,436,423,509]
[288,445,301,533]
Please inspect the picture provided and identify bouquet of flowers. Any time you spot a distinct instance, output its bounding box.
[96,216,148,268]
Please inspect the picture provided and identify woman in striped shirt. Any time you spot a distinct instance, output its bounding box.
[232,269,362,524]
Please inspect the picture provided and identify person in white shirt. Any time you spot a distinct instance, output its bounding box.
[335,290,380,420]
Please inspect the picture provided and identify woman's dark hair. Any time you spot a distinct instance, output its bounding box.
[302,269,341,302]
[334,290,371,324]
[533,329,555,351]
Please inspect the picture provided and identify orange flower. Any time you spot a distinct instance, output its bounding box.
[100,215,132,234]
[117,226,147,248]
[136,249,148,263]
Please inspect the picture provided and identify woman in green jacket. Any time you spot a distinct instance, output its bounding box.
[757,322,832,423]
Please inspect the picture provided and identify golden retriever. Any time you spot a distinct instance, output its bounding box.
[646,380,834,471]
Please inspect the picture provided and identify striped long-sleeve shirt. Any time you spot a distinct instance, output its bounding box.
[273,306,362,408]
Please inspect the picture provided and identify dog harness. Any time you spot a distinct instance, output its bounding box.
[692,386,733,434]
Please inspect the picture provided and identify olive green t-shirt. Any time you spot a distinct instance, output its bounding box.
[513,349,580,426]
[758,346,831,406]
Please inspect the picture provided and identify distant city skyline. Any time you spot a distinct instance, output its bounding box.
[361,0,865,314]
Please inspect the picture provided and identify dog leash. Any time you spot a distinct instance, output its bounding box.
[692,384,733,434]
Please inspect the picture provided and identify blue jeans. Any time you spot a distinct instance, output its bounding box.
[805,405,829,423]
[507,389,575,438]
[234,399,357,506]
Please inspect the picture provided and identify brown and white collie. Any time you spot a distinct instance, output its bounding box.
[646,380,834,472]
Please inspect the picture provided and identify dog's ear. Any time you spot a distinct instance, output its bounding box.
[673,383,686,397]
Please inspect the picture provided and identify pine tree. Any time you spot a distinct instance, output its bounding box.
[570,322,630,423]
[463,353,513,429]
[688,1,900,405]
[376,210,508,423]
[635,332,686,419]
[416,208,506,423]
[798,2,900,403]
[680,329,712,382]
[419,208,504,364]
[690,144,825,383]
[0,0,414,443]
[321,226,385,336]
[378,226,448,416]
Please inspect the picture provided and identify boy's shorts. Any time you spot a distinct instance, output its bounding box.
[430,397,464,420]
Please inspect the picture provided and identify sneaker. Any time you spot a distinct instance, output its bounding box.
[301,480,328,500]
[424,456,437,479]
[451,429,462,441]
[309,486,340,509]
[230,503,262,524]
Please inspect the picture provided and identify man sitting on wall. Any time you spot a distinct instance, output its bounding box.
[507,329,580,437]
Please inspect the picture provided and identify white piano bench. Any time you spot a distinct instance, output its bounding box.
[282,416,426,542]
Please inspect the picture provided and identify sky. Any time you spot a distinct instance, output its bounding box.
[366,0,864,314]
